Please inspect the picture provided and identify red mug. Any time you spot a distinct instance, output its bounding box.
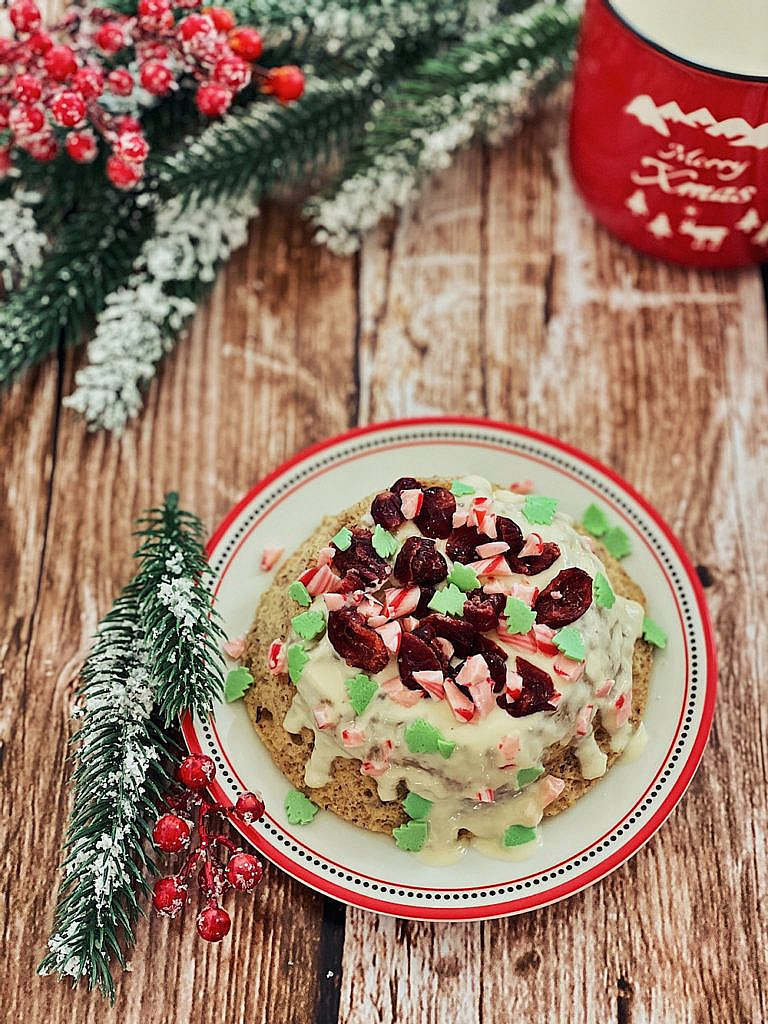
[569,0,768,267]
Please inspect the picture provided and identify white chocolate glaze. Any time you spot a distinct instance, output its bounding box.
[282,477,645,859]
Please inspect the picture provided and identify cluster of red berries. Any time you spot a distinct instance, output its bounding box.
[151,753,265,942]
[0,0,305,188]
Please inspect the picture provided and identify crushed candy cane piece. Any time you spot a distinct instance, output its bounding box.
[367,614,388,628]
[400,488,424,520]
[553,653,585,682]
[341,725,367,747]
[317,546,336,566]
[533,623,559,656]
[260,546,284,571]
[443,678,475,722]
[313,703,338,730]
[323,593,346,611]
[466,555,512,578]
[518,532,544,558]
[267,639,286,674]
[476,540,509,558]
[479,513,497,539]
[474,788,495,804]
[412,670,446,700]
[401,615,419,632]
[383,586,421,619]
[496,619,537,650]
[456,654,490,688]
[357,595,383,619]
[594,678,614,699]
[361,760,389,778]
[505,668,523,699]
[376,619,402,653]
[470,678,496,719]
[222,635,246,659]
[574,703,594,737]
[614,692,632,728]
[508,480,534,494]
[498,734,520,767]
[388,687,424,707]
[538,775,566,807]
[299,564,342,596]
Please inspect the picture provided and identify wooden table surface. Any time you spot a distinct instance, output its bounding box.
[2,92,767,1024]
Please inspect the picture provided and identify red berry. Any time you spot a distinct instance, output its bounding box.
[213,54,251,90]
[206,7,235,32]
[177,753,216,790]
[9,0,41,34]
[233,791,264,823]
[178,13,213,40]
[106,154,143,189]
[138,0,171,14]
[9,102,45,138]
[13,73,42,102]
[0,148,13,178]
[152,813,192,852]
[25,133,59,162]
[197,860,225,897]
[140,60,174,96]
[228,26,262,61]
[50,90,86,127]
[196,904,231,942]
[140,42,169,60]
[65,130,98,163]
[72,67,104,100]
[152,876,188,917]
[137,0,173,28]
[107,68,134,97]
[95,22,125,54]
[114,130,149,165]
[116,114,142,135]
[195,82,232,117]
[27,30,52,54]
[265,65,304,103]
[44,45,78,82]
[225,852,263,892]
[0,101,11,129]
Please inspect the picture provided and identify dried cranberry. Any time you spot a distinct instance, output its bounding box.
[414,587,436,619]
[391,476,422,494]
[394,536,448,586]
[534,567,592,627]
[327,608,389,674]
[415,486,456,539]
[496,516,524,557]
[463,592,505,632]
[500,657,557,717]
[483,650,508,692]
[445,525,484,564]
[398,632,442,689]
[371,490,405,531]
[332,528,390,590]
[507,542,561,576]
[476,633,508,663]
[415,614,480,657]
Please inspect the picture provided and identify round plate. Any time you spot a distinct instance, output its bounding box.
[182,417,716,921]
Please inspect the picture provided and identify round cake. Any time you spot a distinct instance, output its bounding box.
[241,475,652,860]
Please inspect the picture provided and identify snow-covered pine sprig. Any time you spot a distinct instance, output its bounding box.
[62,192,257,433]
[0,193,48,291]
[306,0,580,254]
[135,492,226,723]
[39,493,224,1001]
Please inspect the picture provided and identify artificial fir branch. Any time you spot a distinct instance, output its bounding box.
[134,492,226,723]
[307,0,580,253]
[38,494,224,1000]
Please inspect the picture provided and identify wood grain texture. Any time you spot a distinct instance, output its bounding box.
[1,89,766,1024]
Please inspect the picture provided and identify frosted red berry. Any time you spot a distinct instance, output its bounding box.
[178,13,213,40]
[9,102,45,138]
[44,45,78,81]
[95,22,125,54]
[50,90,87,127]
[65,130,98,163]
[138,0,173,30]
[72,67,104,100]
[107,69,134,97]
[106,154,143,188]
[177,753,216,790]
[228,26,262,60]
[116,114,142,135]
[265,65,305,103]
[225,852,263,892]
[213,54,251,90]
[233,791,264,823]
[196,904,231,942]
[153,813,193,853]
[152,876,188,917]
[140,60,174,96]
[114,130,149,165]
[28,30,53,54]
[207,7,236,32]
[13,74,42,102]
[9,0,42,34]
[0,102,11,129]
[195,82,232,117]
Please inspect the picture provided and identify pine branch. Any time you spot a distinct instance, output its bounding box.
[134,493,226,723]
[38,494,224,1000]
[307,0,580,253]
[37,580,176,1002]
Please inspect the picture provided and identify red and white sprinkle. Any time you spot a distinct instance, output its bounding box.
[260,545,284,571]
[474,788,495,804]
[267,639,286,674]
[399,488,423,520]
